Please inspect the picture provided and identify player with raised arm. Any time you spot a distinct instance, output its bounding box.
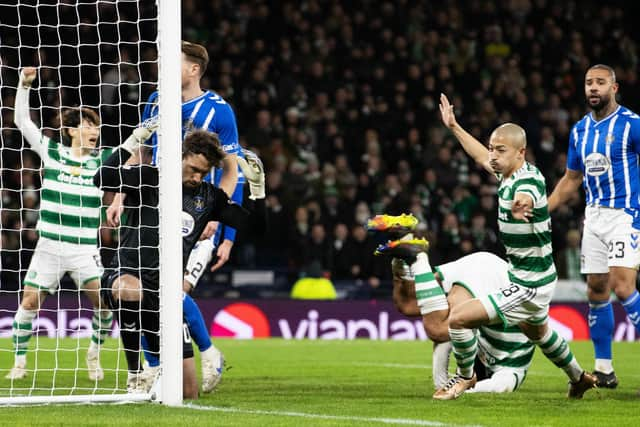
[430,94,596,400]
[94,128,249,393]
[547,64,640,388]
[6,67,113,382]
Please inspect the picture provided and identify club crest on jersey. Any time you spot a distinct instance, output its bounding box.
[584,152,610,176]
[182,211,195,236]
[606,133,615,144]
[194,196,205,212]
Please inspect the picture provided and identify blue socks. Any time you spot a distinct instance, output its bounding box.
[621,290,640,334]
[141,293,212,366]
[588,300,614,360]
[183,293,212,352]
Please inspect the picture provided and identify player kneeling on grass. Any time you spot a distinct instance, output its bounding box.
[368,214,592,397]
[7,67,113,382]
[93,126,250,393]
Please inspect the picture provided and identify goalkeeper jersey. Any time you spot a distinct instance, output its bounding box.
[14,83,111,246]
[94,148,249,282]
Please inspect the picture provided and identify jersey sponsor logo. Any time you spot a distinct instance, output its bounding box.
[56,171,94,186]
[194,196,205,213]
[584,152,611,176]
[222,143,240,152]
[181,211,195,236]
[211,303,271,338]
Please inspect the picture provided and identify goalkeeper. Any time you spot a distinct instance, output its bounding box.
[6,67,113,382]
[94,127,250,393]
[108,41,243,393]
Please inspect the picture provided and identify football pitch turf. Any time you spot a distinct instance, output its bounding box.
[0,338,639,426]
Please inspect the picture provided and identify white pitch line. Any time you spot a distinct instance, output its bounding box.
[184,404,483,427]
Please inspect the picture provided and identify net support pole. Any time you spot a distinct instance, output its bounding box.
[157,0,183,406]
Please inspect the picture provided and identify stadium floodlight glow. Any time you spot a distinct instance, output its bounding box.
[0,0,183,405]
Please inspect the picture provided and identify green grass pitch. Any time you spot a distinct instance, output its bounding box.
[0,338,638,426]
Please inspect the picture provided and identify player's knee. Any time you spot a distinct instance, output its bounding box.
[608,271,637,298]
[587,273,609,296]
[111,280,142,302]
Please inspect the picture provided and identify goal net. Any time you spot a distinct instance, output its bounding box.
[0,0,182,404]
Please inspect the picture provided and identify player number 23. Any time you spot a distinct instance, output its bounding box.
[608,241,625,259]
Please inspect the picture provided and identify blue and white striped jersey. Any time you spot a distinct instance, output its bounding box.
[144,90,245,185]
[144,89,245,243]
[567,106,640,213]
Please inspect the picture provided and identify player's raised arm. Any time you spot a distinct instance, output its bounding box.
[93,120,158,192]
[439,93,492,174]
[14,67,45,156]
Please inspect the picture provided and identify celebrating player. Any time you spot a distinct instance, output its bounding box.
[6,68,113,382]
[547,64,640,388]
[432,94,596,400]
[93,128,250,393]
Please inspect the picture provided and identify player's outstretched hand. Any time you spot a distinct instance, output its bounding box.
[238,149,265,200]
[122,116,159,153]
[132,116,159,144]
[439,93,457,129]
[19,67,37,88]
[511,198,533,223]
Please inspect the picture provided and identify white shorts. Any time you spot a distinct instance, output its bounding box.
[24,237,103,294]
[581,206,640,274]
[479,280,555,327]
[184,239,215,288]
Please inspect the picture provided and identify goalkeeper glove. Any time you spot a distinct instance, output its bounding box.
[121,116,159,154]
[238,149,265,200]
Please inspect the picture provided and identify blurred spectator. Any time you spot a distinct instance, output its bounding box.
[557,229,583,281]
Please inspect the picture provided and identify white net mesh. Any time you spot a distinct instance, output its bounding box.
[0,0,159,401]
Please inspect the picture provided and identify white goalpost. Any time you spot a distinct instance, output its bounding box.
[0,0,182,405]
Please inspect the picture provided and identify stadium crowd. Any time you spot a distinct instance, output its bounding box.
[2,0,640,296]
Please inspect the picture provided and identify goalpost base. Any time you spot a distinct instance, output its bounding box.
[0,393,155,406]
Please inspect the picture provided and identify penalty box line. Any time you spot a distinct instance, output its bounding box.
[184,403,484,427]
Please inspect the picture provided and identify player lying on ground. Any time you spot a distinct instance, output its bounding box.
[369,214,533,393]
[434,93,597,400]
[7,67,112,382]
[93,127,249,393]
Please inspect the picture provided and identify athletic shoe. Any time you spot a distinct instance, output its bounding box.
[5,362,27,380]
[86,350,104,381]
[593,370,618,389]
[374,238,429,262]
[127,372,151,394]
[141,364,161,389]
[432,373,477,400]
[567,371,598,398]
[201,347,224,393]
[366,214,418,238]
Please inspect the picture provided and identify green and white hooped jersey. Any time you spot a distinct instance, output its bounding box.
[497,162,557,288]
[436,252,534,372]
[477,323,534,372]
[36,137,110,246]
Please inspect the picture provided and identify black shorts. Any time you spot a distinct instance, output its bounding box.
[100,268,159,311]
[182,322,194,359]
